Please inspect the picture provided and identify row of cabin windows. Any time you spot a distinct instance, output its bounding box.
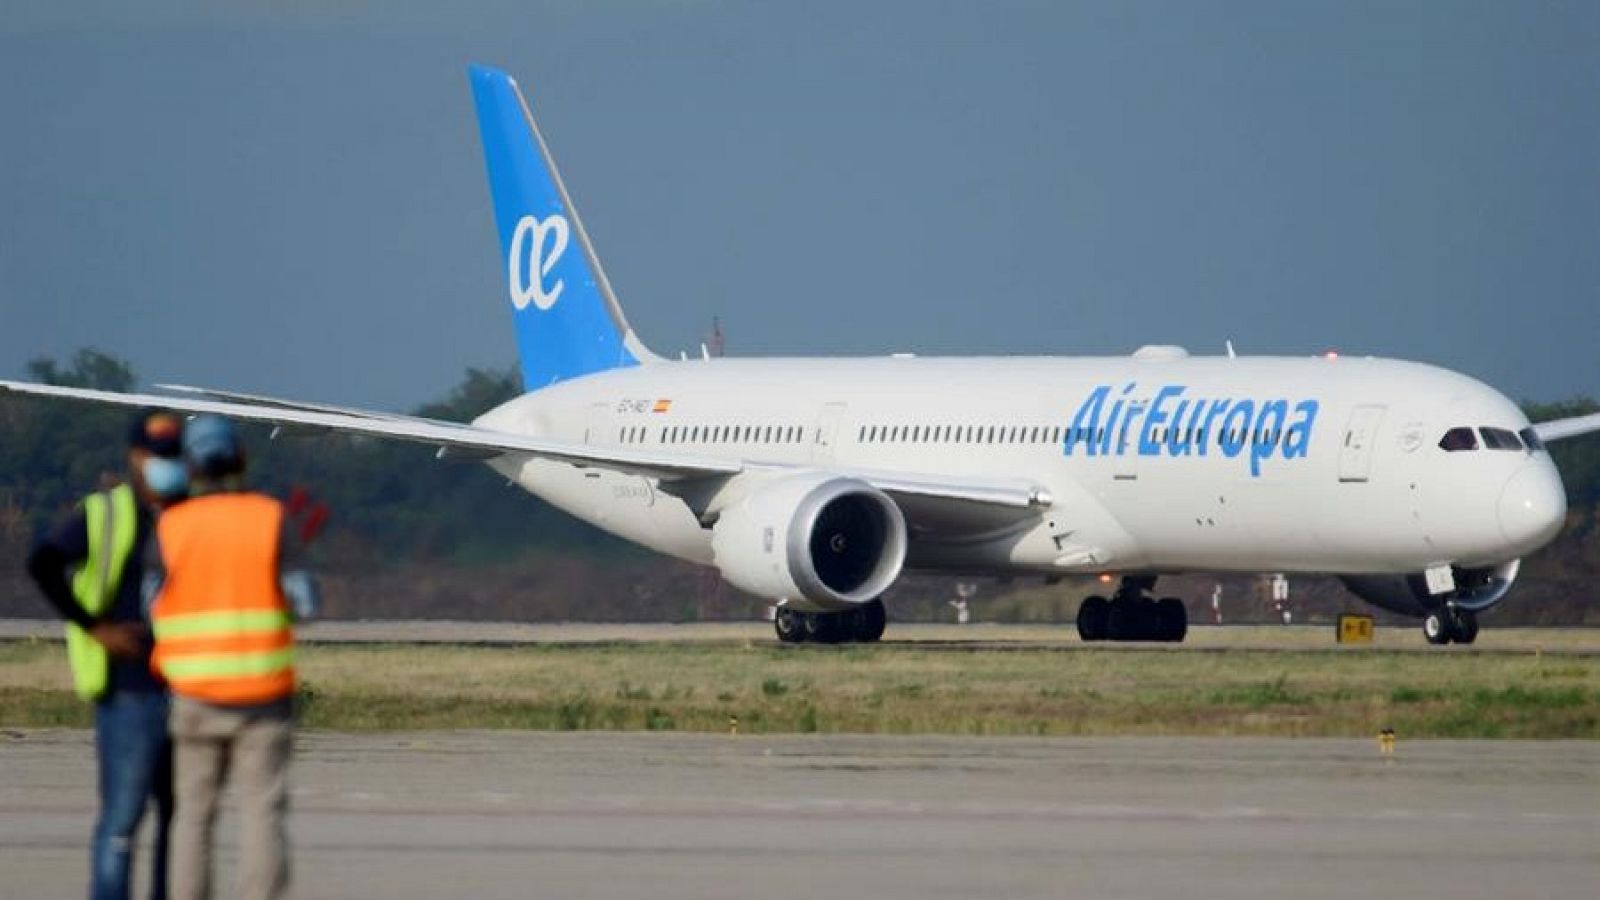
[858,423,1287,449]
[1438,426,1543,453]
[860,424,1064,445]
[617,422,1290,449]
[619,424,808,445]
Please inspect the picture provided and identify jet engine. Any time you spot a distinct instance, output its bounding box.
[710,474,907,611]
[1339,560,1521,617]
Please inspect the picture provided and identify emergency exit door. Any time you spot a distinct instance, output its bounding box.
[584,402,610,445]
[812,402,847,466]
[1338,405,1386,483]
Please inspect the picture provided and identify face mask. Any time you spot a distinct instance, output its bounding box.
[141,457,189,500]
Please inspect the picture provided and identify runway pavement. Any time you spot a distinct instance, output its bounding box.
[3,618,1597,651]
[2,731,1595,899]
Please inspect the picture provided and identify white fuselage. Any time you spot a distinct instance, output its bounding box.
[474,353,1566,581]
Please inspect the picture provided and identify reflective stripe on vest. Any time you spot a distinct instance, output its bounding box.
[64,484,138,701]
[154,609,292,640]
[158,647,296,680]
[151,493,294,706]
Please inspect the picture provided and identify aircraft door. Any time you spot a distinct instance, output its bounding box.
[1338,405,1386,483]
[812,402,848,466]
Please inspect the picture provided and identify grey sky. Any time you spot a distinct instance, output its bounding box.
[2,1,1595,410]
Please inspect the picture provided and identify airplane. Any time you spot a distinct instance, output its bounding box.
[4,65,1597,646]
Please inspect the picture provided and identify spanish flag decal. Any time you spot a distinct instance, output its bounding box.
[652,399,672,413]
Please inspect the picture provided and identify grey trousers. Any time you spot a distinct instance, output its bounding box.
[168,695,293,900]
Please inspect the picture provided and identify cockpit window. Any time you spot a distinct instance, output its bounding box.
[1519,427,1545,453]
[1479,427,1523,451]
[1438,427,1478,452]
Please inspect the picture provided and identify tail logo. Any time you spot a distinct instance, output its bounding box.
[508,213,570,311]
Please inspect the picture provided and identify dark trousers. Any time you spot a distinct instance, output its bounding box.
[92,690,173,900]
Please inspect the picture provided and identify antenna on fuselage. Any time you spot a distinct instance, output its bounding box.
[1225,340,1237,359]
[707,316,726,358]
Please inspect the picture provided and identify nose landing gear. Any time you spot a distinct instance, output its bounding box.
[1077,576,1188,642]
[1423,606,1478,645]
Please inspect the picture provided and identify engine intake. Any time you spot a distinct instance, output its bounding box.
[1339,560,1520,616]
[711,475,907,610]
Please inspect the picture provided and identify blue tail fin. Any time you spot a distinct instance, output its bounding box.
[469,65,656,389]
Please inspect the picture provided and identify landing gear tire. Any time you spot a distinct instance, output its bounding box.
[1423,612,1451,645]
[1106,600,1141,640]
[1077,596,1109,642]
[1450,609,1479,645]
[1079,578,1189,642]
[802,612,847,644]
[777,601,888,645]
[774,608,806,644]
[1156,597,1188,643]
[851,599,887,643]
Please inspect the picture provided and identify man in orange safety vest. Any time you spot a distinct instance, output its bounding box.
[150,415,315,900]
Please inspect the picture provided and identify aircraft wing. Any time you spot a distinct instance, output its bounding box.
[835,468,1050,509]
[1533,412,1600,443]
[0,380,1049,511]
[154,384,428,422]
[0,379,738,480]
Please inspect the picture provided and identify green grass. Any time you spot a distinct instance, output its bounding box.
[2,639,1597,738]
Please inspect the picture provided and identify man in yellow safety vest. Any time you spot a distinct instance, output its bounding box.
[26,410,190,900]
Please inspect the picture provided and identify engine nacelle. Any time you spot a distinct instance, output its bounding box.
[711,474,908,611]
[1339,560,1521,617]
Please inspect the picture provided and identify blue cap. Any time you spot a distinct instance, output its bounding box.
[182,415,242,468]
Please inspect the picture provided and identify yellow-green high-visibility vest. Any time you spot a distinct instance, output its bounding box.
[65,484,139,700]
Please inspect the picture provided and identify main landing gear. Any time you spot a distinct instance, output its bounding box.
[774,599,887,645]
[1076,576,1188,642]
[1423,607,1478,645]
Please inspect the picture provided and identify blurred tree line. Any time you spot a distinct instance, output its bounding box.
[1,349,1596,623]
[0,349,630,560]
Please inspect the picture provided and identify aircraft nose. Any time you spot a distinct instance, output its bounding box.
[1498,463,1566,550]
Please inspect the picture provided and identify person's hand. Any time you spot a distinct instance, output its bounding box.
[88,621,147,660]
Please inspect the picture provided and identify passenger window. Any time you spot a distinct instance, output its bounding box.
[1480,427,1523,451]
[1438,427,1477,452]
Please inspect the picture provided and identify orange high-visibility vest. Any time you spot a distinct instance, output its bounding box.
[151,493,294,706]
